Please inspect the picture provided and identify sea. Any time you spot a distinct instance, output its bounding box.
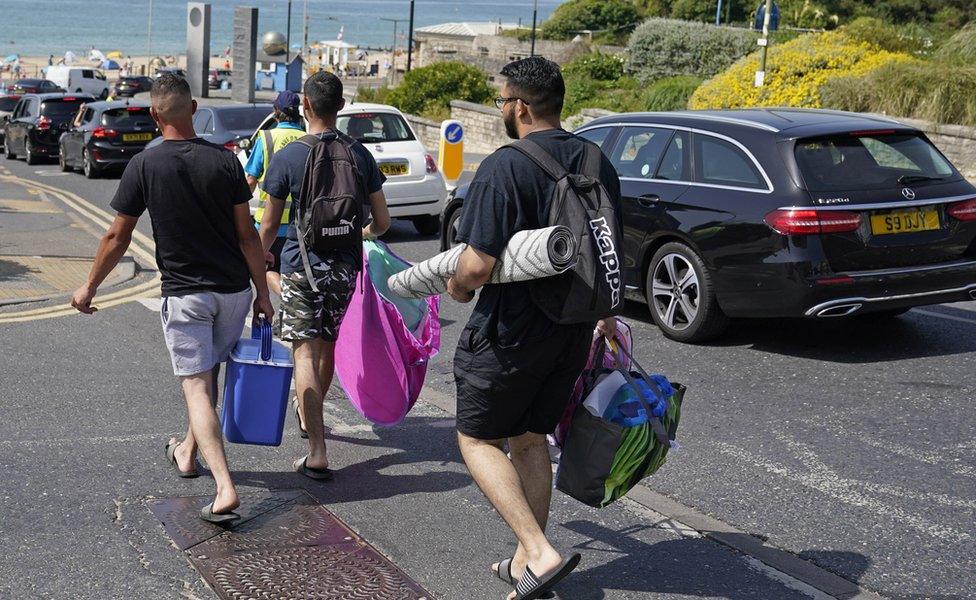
[1,0,563,58]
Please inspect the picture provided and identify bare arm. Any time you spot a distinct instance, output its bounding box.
[70,214,138,314]
[233,203,275,322]
[362,189,391,239]
[246,174,259,193]
[258,195,286,255]
[446,246,496,304]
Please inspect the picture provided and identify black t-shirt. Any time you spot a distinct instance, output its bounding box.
[110,138,252,297]
[261,131,385,275]
[454,129,622,347]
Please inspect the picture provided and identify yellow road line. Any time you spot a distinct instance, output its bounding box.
[0,176,161,323]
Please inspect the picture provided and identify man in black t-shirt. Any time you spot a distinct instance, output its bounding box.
[71,74,274,525]
[447,58,622,598]
[258,72,390,481]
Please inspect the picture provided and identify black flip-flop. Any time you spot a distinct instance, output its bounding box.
[514,554,581,600]
[294,399,308,439]
[165,440,199,479]
[200,502,241,525]
[494,559,554,599]
[293,455,333,481]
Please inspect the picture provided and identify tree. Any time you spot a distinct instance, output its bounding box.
[541,0,642,42]
[385,62,492,121]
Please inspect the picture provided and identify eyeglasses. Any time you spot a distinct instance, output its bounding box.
[494,96,530,110]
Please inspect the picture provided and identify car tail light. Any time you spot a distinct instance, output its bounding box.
[764,209,862,235]
[947,198,976,221]
[224,140,240,152]
[37,116,52,131]
[92,126,118,139]
[126,106,143,112]
[425,153,438,174]
[63,97,77,101]
[815,275,854,286]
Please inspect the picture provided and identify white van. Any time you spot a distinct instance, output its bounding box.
[44,66,110,99]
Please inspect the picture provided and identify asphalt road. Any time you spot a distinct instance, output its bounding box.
[0,155,973,600]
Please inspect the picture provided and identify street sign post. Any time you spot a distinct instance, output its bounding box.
[439,120,464,187]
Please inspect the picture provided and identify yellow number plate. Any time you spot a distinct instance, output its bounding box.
[123,133,153,142]
[870,208,940,235]
[379,162,408,176]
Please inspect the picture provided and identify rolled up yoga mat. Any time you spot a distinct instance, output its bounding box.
[388,226,578,299]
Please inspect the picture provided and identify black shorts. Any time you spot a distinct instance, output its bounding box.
[454,324,592,440]
[267,237,286,274]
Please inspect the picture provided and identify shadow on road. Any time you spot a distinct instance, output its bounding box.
[228,415,470,505]
[0,256,36,282]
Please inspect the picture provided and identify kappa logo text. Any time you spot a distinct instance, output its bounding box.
[589,216,622,308]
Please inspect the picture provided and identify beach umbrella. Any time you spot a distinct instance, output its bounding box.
[63,51,77,64]
[106,51,123,59]
[89,49,106,63]
[101,59,120,70]
[3,54,18,63]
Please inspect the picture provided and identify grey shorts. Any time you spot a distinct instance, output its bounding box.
[160,289,252,377]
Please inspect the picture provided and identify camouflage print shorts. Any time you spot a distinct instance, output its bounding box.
[279,259,359,342]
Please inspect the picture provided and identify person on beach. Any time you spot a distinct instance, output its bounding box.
[244,90,306,296]
[70,74,274,525]
[446,56,622,599]
[257,71,390,480]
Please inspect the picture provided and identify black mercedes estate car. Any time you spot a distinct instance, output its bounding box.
[440,109,976,342]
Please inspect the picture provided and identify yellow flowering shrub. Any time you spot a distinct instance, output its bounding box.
[689,32,914,110]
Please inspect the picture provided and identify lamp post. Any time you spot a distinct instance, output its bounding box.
[285,0,292,62]
[715,0,723,25]
[755,0,773,87]
[381,17,407,85]
[406,0,415,71]
[531,0,538,56]
[302,0,309,61]
[147,0,154,60]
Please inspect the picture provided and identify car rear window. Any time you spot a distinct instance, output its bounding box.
[0,97,18,111]
[215,107,270,132]
[40,99,87,118]
[795,131,956,192]
[102,107,154,128]
[338,113,415,143]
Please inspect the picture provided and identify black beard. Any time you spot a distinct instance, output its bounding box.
[503,111,519,140]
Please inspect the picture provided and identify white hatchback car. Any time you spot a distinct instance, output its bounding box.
[240,102,446,235]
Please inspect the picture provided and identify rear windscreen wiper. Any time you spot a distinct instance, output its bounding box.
[897,174,947,185]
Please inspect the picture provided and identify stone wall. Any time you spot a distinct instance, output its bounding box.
[448,101,509,154]
[897,117,976,180]
[405,114,441,150]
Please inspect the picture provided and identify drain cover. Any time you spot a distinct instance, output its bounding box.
[151,490,434,599]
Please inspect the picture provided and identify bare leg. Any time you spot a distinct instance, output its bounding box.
[266,271,282,297]
[181,370,238,514]
[293,339,330,469]
[494,432,554,580]
[458,431,562,593]
[173,363,220,471]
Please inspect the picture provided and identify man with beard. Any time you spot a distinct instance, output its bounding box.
[445,57,622,599]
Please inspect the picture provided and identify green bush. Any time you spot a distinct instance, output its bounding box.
[670,0,750,22]
[643,76,703,111]
[628,18,756,83]
[821,60,976,126]
[934,23,976,65]
[355,86,392,105]
[563,52,626,81]
[385,62,492,121]
[778,0,839,29]
[541,0,641,43]
[841,17,927,55]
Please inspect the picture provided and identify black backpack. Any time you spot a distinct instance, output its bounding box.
[506,138,624,324]
[295,131,367,290]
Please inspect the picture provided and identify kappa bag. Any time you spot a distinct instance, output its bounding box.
[555,340,685,508]
[296,131,367,291]
[506,138,624,324]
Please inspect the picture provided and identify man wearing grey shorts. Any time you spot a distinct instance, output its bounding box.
[71,74,274,524]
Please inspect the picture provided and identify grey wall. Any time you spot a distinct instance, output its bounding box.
[231,6,257,104]
[186,3,211,98]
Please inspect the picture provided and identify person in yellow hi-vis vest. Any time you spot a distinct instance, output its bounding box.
[245,90,306,295]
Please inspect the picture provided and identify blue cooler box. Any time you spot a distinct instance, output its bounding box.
[221,320,293,446]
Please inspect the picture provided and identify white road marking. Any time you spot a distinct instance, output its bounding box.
[33,170,71,177]
[913,308,976,325]
[715,440,972,543]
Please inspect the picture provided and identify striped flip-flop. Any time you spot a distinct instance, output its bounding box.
[514,553,581,600]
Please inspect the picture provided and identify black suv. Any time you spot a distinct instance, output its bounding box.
[112,76,154,98]
[440,109,976,342]
[3,93,94,164]
[59,101,157,178]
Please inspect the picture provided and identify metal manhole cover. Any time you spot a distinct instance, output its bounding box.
[148,490,304,550]
[202,546,431,600]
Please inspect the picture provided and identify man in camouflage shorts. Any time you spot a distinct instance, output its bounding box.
[258,72,390,480]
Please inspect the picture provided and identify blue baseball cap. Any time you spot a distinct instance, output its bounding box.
[274,90,301,111]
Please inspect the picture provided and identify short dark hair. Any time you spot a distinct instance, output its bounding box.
[150,73,192,119]
[303,71,344,118]
[276,105,302,124]
[500,57,565,119]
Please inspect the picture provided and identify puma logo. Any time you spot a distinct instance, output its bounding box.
[321,217,357,238]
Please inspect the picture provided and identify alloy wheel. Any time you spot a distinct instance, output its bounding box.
[651,253,700,331]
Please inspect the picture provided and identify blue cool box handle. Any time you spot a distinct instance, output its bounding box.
[251,319,273,362]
